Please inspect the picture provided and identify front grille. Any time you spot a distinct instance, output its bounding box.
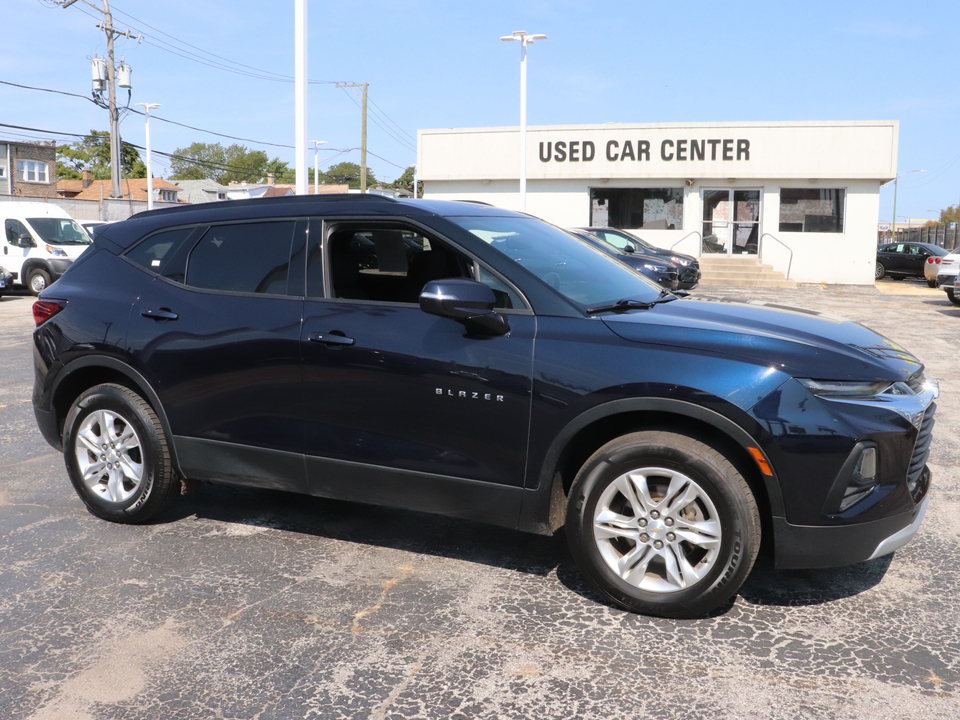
[907,402,936,500]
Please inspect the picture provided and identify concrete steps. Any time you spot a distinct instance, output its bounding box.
[697,255,796,288]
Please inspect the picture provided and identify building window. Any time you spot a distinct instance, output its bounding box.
[160,189,177,202]
[16,159,50,184]
[779,188,845,233]
[589,188,683,230]
[0,144,7,179]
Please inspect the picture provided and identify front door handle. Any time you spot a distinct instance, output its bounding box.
[309,332,355,346]
[141,307,179,321]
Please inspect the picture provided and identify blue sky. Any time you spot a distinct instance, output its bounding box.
[2,0,958,221]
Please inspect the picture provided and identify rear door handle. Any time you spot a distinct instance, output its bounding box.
[141,308,179,321]
[309,332,354,346]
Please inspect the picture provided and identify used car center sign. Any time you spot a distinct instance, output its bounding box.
[538,138,751,164]
[417,121,899,182]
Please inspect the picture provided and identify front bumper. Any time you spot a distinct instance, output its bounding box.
[773,475,930,569]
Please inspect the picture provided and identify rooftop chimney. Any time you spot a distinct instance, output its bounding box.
[82,170,92,189]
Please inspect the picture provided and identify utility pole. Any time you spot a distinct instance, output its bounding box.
[337,82,369,193]
[361,83,368,193]
[294,0,308,196]
[62,0,140,199]
[103,0,121,199]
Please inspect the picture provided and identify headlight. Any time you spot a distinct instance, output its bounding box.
[670,256,690,266]
[643,263,660,271]
[798,379,892,397]
[45,245,68,257]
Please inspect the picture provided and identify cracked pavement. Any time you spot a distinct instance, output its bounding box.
[1,279,958,719]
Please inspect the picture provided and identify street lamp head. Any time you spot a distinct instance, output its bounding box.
[501,35,518,42]
[530,34,548,41]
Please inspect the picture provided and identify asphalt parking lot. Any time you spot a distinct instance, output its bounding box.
[1,279,958,720]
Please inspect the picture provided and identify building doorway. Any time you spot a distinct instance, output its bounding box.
[701,189,761,255]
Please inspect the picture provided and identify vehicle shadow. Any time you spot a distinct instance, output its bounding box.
[164,480,566,579]
[163,481,893,613]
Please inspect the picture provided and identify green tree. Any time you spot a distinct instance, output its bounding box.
[391,166,418,197]
[938,205,960,226]
[57,130,146,180]
[265,157,294,184]
[324,161,377,189]
[171,142,288,185]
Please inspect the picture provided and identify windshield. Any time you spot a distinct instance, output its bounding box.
[27,218,92,245]
[449,216,662,308]
[596,228,655,252]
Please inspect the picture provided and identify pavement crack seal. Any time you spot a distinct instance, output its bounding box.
[352,565,413,632]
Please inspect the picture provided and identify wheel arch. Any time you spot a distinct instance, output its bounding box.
[520,398,785,541]
[50,356,182,474]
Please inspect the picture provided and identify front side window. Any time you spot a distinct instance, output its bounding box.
[449,216,662,310]
[590,188,684,230]
[16,159,49,183]
[779,189,845,233]
[317,225,524,309]
[186,221,295,294]
[5,219,29,244]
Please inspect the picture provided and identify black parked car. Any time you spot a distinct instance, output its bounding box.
[875,242,948,280]
[576,226,701,289]
[567,229,680,290]
[33,195,937,618]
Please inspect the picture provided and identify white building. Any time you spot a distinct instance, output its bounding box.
[418,121,898,285]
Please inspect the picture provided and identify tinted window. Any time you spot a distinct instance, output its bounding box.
[126,228,194,274]
[186,222,295,294]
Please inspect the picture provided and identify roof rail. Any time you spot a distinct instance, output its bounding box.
[130,193,397,219]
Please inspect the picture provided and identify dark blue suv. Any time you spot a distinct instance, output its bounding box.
[32,196,937,618]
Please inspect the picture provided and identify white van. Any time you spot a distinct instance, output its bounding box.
[0,203,92,294]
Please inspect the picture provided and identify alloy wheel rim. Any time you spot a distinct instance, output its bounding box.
[593,467,721,593]
[74,409,144,502]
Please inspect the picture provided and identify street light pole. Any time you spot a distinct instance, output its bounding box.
[501,30,547,213]
[312,140,327,196]
[891,169,925,242]
[135,103,161,210]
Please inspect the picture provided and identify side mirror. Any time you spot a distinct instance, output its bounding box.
[623,243,636,254]
[420,278,511,335]
[18,233,35,248]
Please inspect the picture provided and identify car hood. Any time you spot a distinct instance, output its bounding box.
[602,295,923,380]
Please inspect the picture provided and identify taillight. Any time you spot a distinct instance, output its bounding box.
[33,299,66,326]
[936,257,942,264]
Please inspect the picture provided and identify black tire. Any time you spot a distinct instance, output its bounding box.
[875,262,885,280]
[566,431,761,618]
[948,288,960,306]
[62,383,180,523]
[28,268,51,296]
[927,279,937,288]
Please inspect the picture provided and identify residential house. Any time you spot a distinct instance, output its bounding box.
[172,178,231,204]
[1,140,58,198]
[68,177,182,203]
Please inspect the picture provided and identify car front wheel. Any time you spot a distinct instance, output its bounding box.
[875,262,886,280]
[566,431,761,618]
[28,268,51,295]
[63,383,180,523]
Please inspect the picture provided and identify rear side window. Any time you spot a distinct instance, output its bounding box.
[126,228,194,274]
[186,221,295,295]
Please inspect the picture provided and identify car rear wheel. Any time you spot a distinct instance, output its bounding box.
[927,279,937,288]
[875,262,885,280]
[63,383,180,523]
[947,288,960,306]
[566,431,761,618]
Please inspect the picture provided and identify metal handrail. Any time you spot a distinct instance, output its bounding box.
[759,232,793,280]
[670,230,701,252]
